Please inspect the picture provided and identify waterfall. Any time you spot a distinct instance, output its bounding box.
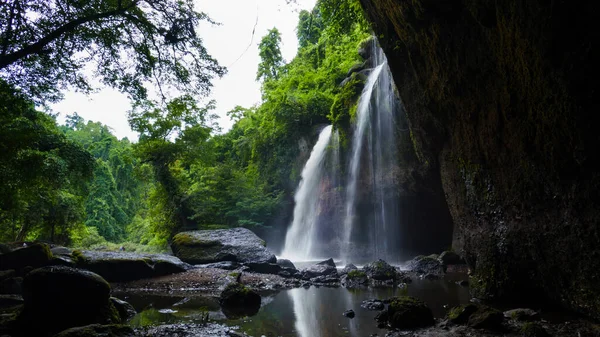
[281,125,333,261]
[342,41,399,263]
[282,40,400,264]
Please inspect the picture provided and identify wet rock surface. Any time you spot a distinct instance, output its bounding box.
[363,259,398,280]
[382,296,435,329]
[0,243,53,272]
[18,266,121,335]
[74,251,191,282]
[218,282,261,319]
[406,255,445,276]
[299,259,338,280]
[361,299,384,311]
[53,324,134,337]
[171,228,276,265]
[135,323,247,337]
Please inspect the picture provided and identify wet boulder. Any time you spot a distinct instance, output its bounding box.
[19,266,121,335]
[50,246,72,256]
[73,251,191,282]
[0,243,53,272]
[110,297,136,321]
[171,228,276,265]
[244,262,281,275]
[197,261,240,270]
[300,259,338,280]
[361,299,385,311]
[406,255,445,276]
[0,294,23,309]
[468,306,504,331]
[341,270,368,288]
[219,282,261,319]
[504,308,540,322]
[0,276,22,295]
[276,259,296,270]
[343,309,355,318]
[520,322,550,337]
[340,263,358,275]
[53,324,134,337]
[438,251,465,266]
[381,296,434,329]
[363,259,398,280]
[447,303,479,324]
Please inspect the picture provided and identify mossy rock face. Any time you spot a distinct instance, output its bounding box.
[171,228,276,265]
[53,324,135,337]
[0,243,53,271]
[219,283,261,319]
[467,306,504,331]
[447,303,479,324]
[438,251,465,266]
[385,296,434,329]
[110,297,136,321]
[19,266,119,335]
[363,259,398,280]
[520,322,550,337]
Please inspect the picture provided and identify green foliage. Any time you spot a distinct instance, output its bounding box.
[0,81,93,243]
[257,28,284,82]
[0,0,225,104]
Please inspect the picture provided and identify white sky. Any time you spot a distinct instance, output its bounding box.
[49,0,317,141]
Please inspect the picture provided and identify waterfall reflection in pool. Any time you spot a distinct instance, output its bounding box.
[121,276,470,337]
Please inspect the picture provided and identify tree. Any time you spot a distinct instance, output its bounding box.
[0,0,226,103]
[256,28,284,82]
[297,9,323,48]
[129,95,217,235]
[0,80,94,242]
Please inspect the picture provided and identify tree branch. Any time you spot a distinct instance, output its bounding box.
[0,3,137,69]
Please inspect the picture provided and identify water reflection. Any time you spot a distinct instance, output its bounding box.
[118,276,471,337]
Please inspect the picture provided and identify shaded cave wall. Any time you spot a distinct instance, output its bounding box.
[359,0,600,319]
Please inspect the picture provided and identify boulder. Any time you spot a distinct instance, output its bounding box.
[467,306,504,331]
[171,228,276,265]
[276,259,296,270]
[300,260,338,281]
[438,251,465,265]
[363,259,398,280]
[110,297,136,321]
[406,255,445,276]
[447,303,479,324]
[0,243,12,254]
[361,299,385,311]
[0,270,15,282]
[244,262,281,275]
[341,270,368,288]
[218,282,261,319]
[504,308,540,322]
[197,261,240,270]
[317,258,336,267]
[310,274,340,285]
[50,246,72,256]
[383,296,434,329]
[73,251,191,282]
[0,243,53,271]
[0,277,22,295]
[52,324,134,337]
[0,294,23,308]
[340,263,358,275]
[19,266,120,335]
[520,322,550,337]
[343,309,355,318]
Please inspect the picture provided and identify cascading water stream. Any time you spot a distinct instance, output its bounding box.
[281,125,333,261]
[281,40,399,264]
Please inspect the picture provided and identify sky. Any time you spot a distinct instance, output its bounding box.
[49,0,317,141]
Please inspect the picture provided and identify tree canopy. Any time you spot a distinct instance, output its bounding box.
[0,0,225,103]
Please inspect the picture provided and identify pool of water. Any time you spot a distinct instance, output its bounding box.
[116,273,470,337]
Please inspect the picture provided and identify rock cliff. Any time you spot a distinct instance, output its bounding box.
[359,0,600,319]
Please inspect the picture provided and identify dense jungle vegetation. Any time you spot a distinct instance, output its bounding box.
[0,0,369,251]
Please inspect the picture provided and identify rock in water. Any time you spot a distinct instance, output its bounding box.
[110,297,137,321]
[218,282,261,319]
[343,309,355,318]
[361,299,385,311]
[316,258,336,267]
[300,260,338,281]
[171,228,276,265]
[341,270,368,288]
[363,259,398,280]
[504,308,540,321]
[405,255,445,276]
[276,259,297,270]
[340,263,358,275]
[19,266,121,335]
[382,296,434,329]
